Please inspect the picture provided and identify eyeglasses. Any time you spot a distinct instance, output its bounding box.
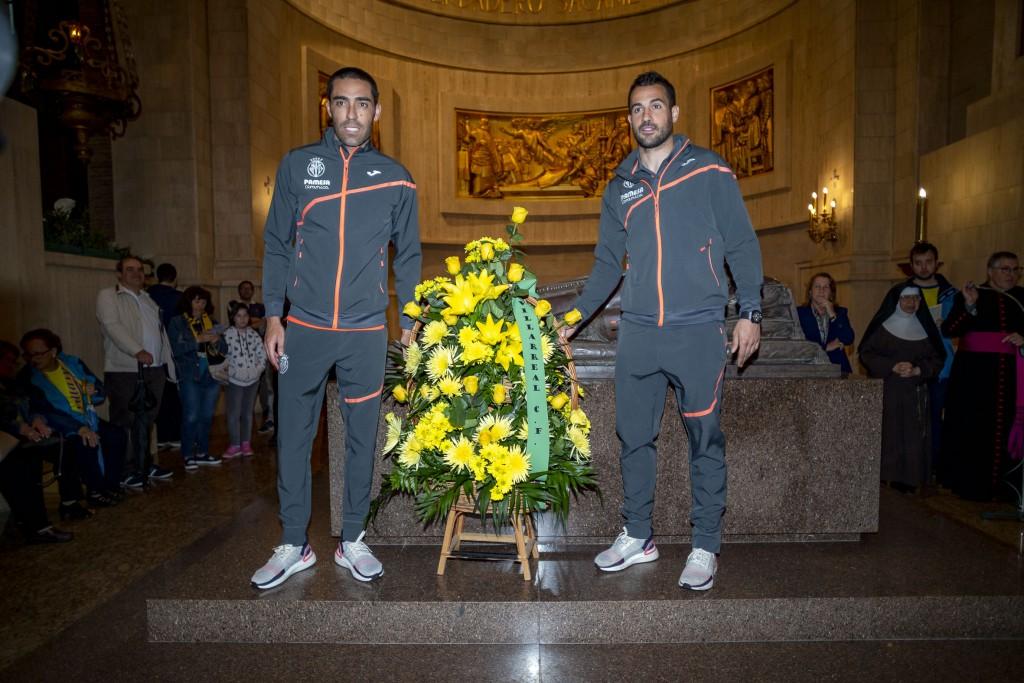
[992,266,1022,274]
[23,349,53,359]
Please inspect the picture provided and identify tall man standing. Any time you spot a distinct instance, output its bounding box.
[564,72,763,591]
[252,67,421,589]
[96,255,177,488]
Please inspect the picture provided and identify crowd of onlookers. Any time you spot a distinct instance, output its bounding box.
[798,244,1024,502]
[1,256,272,544]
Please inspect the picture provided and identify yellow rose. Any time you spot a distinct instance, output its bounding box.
[442,312,459,326]
[463,375,479,395]
[479,242,495,261]
[510,206,529,224]
[445,256,461,275]
[549,392,569,411]
[402,302,422,319]
[534,299,552,318]
[392,385,408,403]
[507,263,525,283]
[564,308,583,325]
[492,383,506,404]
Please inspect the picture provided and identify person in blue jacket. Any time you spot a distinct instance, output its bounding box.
[19,328,125,510]
[797,272,856,375]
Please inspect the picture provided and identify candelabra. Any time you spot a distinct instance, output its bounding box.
[807,185,838,243]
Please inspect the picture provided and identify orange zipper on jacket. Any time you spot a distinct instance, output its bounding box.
[332,147,352,328]
[652,143,686,327]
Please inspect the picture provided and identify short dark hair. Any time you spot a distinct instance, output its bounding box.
[177,286,214,317]
[229,301,250,323]
[987,251,1019,269]
[237,280,255,295]
[628,71,676,110]
[909,242,938,261]
[116,255,144,273]
[326,67,379,105]
[806,272,837,305]
[0,340,19,360]
[20,328,62,354]
[156,263,177,282]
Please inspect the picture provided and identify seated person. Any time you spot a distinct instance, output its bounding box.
[0,340,73,543]
[19,329,125,508]
[797,272,856,375]
[858,287,946,492]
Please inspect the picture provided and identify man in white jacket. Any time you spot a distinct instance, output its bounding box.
[96,255,177,489]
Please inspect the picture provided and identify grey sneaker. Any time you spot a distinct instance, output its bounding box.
[194,453,221,466]
[251,543,317,590]
[594,527,659,572]
[334,531,384,582]
[678,548,717,591]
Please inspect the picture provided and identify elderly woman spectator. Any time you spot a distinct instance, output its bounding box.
[168,286,226,471]
[859,287,946,492]
[941,251,1024,501]
[19,329,126,510]
[0,340,73,542]
[797,272,856,375]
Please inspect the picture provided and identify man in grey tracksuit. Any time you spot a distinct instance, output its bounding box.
[567,72,763,591]
[251,67,421,589]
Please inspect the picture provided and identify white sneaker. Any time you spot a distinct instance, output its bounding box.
[251,543,316,590]
[334,531,384,582]
[678,548,717,591]
[594,527,659,572]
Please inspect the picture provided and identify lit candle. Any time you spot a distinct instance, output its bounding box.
[822,187,829,213]
[811,191,818,214]
[915,187,927,242]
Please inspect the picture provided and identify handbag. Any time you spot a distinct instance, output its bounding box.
[208,356,230,385]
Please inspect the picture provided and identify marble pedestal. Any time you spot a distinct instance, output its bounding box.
[328,378,882,543]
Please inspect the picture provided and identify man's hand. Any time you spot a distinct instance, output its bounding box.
[825,339,843,352]
[731,319,760,368]
[197,331,218,343]
[1002,332,1024,347]
[18,423,42,442]
[30,416,51,439]
[823,301,836,319]
[400,328,415,347]
[558,325,577,343]
[264,316,285,370]
[963,282,979,307]
[135,350,154,366]
[78,425,100,448]
[892,361,915,377]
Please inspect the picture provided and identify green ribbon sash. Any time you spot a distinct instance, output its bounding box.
[511,297,549,475]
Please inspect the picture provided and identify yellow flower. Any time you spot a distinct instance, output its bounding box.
[492,383,506,405]
[421,320,449,348]
[468,455,488,482]
[475,313,506,346]
[461,341,494,365]
[398,435,423,467]
[564,308,583,325]
[505,444,531,483]
[495,342,523,371]
[402,301,422,319]
[534,299,552,318]
[569,408,591,432]
[510,206,529,224]
[507,263,525,282]
[463,375,479,395]
[444,436,476,472]
[426,344,458,381]
[566,425,591,459]
[442,312,459,326]
[476,413,514,445]
[479,242,495,261]
[458,326,480,347]
[445,256,461,275]
[392,385,408,403]
[549,392,569,411]
[382,413,402,453]
[516,417,530,441]
[438,374,462,397]
[441,275,480,316]
[403,342,422,376]
[540,334,555,362]
[419,384,439,401]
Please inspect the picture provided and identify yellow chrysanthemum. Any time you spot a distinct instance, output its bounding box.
[476,413,514,445]
[419,384,439,401]
[468,455,488,482]
[443,435,476,472]
[475,314,505,346]
[548,392,569,411]
[458,325,480,347]
[540,334,555,362]
[421,320,449,348]
[438,374,462,397]
[398,434,423,467]
[504,444,531,483]
[566,425,591,460]
[426,344,458,381]
[516,417,530,441]
[404,342,422,376]
[461,341,494,365]
[383,412,402,453]
[569,408,591,433]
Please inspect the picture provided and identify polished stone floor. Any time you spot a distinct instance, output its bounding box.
[2,419,1024,681]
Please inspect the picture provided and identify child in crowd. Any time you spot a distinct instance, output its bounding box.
[222,303,267,459]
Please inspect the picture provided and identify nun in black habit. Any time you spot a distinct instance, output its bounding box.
[859,286,946,491]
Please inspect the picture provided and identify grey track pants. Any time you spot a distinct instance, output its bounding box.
[225,381,259,446]
[615,319,729,553]
[276,322,387,546]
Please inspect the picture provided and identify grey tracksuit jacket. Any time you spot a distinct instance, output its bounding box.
[574,135,763,326]
[263,129,421,331]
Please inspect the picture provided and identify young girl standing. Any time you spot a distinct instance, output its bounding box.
[222,303,267,458]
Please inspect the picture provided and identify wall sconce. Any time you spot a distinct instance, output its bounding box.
[807,185,838,243]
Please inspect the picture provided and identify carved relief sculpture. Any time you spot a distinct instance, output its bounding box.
[710,67,774,178]
[455,108,632,199]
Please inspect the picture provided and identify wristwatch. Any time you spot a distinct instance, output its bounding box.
[739,310,763,324]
